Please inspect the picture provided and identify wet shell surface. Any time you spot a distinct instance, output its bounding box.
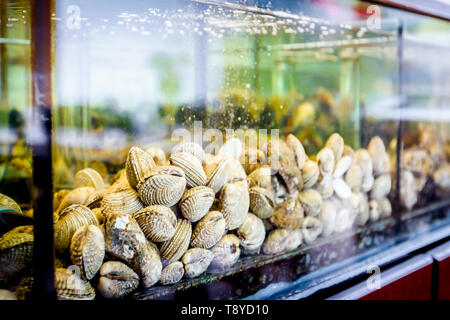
[326,133,344,161]
[97,261,139,299]
[70,224,105,280]
[286,134,307,170]
[319,201,337,237]
[240,148,267,175]
[249,186,275,219]
[145,147,167,166]
[85,189,106,209]
[179,186,215,222]
[302,160,320,189]
[237,213,265,255]
[302,216,323,244]
[270,198,304,229]
[73,168,104,190]
[57,187,95,213]
[247,166,273,191]
[370,174,391,201]
[206,158,230,194]
[0,226,33,277]
[333,155,352,178]
[138,165,186,207]
[172,142,205,163]
[101,187,144,217]
[317,147,335,177]
[182,248,214,278]
[126,146,156,189]
[159,261,184,285]
[219,183,249,230]
[170,152,207,187]
[333,178,352,199]
[54,204,98,253]
[298,189,323,217]
[262,228,302,255]
[55,268,95,300]
[133,205,177,242]
[0,193,22,214]
[191,211,226,249]
[210,234,240,270]
[160,219,192,263]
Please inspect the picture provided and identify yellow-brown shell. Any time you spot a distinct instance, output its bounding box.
[370,174,391,201]
[85,189,106,209]
[170,152,207,187]
[226,158,247,184]
[247,166,272,190]
[171,142,205,163]
[135,241,162,288]
[210,234,240,270]
[286,134,307,170]
[182,248,214,278]
[317,147,335,177]
[325,133,344,161]
[159,261,184,285]
[345,164,363,192]
[73,168,105,190]
[249,186,274,219]
[368,136,386,175]
[133,205,177,242]
[219,183,249,230]
[379,197,392,218]
[191,211,226,249]
[179,186,215,222]
[97,261,139,299]
[0,193,22,214]
[206,158,230,194]
[145,147,167,166]
[137,165,186,207]
[55,267,95,300]
[53,190,71,213]
[126,146,156,189]
[0,226,33,277]
[237,213,265,255]
[160,219,192,264]
[298,189,323,217]
[270,198,304,229]
[240,148,267,175]
[70,224,105,280]
[262,228,303,255]
[101,187,144,217]
[54,204,98,253]
[302,160,320,189]
[57,187,95,213]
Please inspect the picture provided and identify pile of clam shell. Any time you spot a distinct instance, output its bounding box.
[0,132,394,300]
[399,125,450,210]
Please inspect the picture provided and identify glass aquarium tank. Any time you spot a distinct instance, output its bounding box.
[0,0,449,300]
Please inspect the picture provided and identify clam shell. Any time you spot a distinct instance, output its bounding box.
[172,142,205,164]
[370,174,391,201]
[159,261,184,285]
[135,241,162,288]
[73,168,104,190]
[333,155,352,178]
[70,225,105,280]
[302,160,319,189]
[361,173,375,193]
[368,136,386,163]
[206,158,230,194]
[218,138,242,160]
[0,226,33,277]
[102,187,144,217]
[369,200,380,222]
[355,192,370,226]
[302,216,323,244]
[379,198,392,218]
[333,178,352,199]
[298,189,322,217]
[326,133,344,161]
[57,187,95,213]
[315,174,334,199]
[138,165,186,207]
[145,147,167,166]
[55,268,95,300]
[170,152,207,187]
[237,213,265,255]
[0,193,22,214]
[54,204,98,253]
[126,146,156,189]
[355,149,373,176]
[191,211,226,249]
[374,153,390,176]
[400,170,418,210]
[334,208,351,232]
[319,201,337,237]
[182,248,214,278]
[240,148,267,174]
[85,189,106,209]
[343,145,355,164]
[247,166,272,190]
[179,186,215,222]
[317,147,335,177]
[53,190,70,213]
[210,234,240,270]
[433,163,450,197]
[133,206,177,242]
[160,219,192,263]
[97,261,139,299]
[345,164,363,192]
[262,228,302,255]
[249,186,274,219]
[270,198,304,229]
[226,158,247,184]
[219,183,249,230]
[286,134,307,170]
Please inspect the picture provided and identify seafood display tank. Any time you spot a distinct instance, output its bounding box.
[0,0,449,300]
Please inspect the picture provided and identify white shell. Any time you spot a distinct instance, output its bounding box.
[218,138,242,160]
[333,178,351,199]
[317,147,335,177]
[301,216,323,244]
[370,174,391,201]
[319,201,337,237]
[333,155,352,178]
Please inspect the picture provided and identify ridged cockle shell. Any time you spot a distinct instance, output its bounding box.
[172,142,205,164]
[219,183,249,230]
[182,248,214,278]
[179,186,215,222]
[190,211,226,249]
[249,186,275,219]
[133,205,177,242]
[237,213,265,255]
[170,152,207,187]
[126,146,156,189]
[55,268,95,300]
[160,219,192,264]
[73,168,104,190]
[159,261,184,285]
[0,226,33,277]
